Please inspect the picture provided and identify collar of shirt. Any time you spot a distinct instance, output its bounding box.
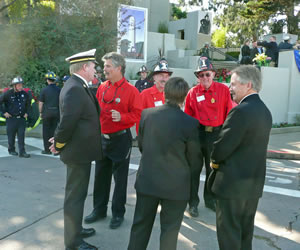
[107,77,125,87]
[198,81,216,93]
[73,73,89,88]
[239,93,258,104]
[150,85,162,94]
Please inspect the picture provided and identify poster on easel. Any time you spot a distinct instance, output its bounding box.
[117,4,148,62]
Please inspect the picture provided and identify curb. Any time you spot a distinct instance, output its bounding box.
[267,150,300,160]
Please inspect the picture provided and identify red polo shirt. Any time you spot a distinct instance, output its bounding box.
[140,85,165,109]
[184,81,232,127]
[96,77,142,134]
[135,85,165,135]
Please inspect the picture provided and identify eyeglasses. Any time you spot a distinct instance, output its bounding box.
[198,73,211,78]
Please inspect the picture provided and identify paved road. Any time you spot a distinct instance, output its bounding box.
[0,135,299,250]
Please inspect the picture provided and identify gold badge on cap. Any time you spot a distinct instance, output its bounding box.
[211,98,215,104]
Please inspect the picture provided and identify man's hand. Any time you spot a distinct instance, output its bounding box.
[4,112,11,118]
[111,109,121,122]
[49,137,59,154]
[24,113,28,119]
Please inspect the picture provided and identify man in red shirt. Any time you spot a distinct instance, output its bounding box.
[136,59,172,134]
[84,52,142,229]
[185,57,232,216]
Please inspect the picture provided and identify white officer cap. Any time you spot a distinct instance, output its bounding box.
[65,49,98,64]
[284,35,290,41]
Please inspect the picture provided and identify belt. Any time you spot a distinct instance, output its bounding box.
[199,124,222,133]
[12,115,23,119]
[102,129,127,139]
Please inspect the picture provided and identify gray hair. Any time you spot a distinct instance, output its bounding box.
[69,61,93,75]
[231,65,262,92]
[102,52,126,76]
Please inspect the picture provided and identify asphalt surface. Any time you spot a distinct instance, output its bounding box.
[0,134,299,250]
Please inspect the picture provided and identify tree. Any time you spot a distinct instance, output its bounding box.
[0,0,132,91]
[211,26,226,48]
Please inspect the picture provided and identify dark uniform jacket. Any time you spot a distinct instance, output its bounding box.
[135,79,153,93]
[39,84,61,119]
[0,89,30,117]
[278,41,293,51]
[135,103,201,201]
[54,75,102,165]
[211,94,272,199]
[258,41,278,62]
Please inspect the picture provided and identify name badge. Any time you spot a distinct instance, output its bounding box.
[154,100,163,107]
[197,95,205,102]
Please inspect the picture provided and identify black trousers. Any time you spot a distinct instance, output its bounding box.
[42,116,59,152]
[64,162,91,248]
[92,130,132,217]
[128,193,187,250]
[189,128,220,207]
[6,117,26,153]
[216,198,259,250]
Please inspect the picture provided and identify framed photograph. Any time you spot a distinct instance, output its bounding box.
[117,4,148,62]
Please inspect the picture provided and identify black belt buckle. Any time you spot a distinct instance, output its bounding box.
[103,129,127,139]
[15,116,21,118]
[205,126,213,132]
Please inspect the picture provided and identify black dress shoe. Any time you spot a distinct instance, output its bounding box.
[188,206,199,217]
[41,150,51,155]
[19,152,30,158]
[80,228,96,238]
[66,240,98,250]
[109,216,124,229]
[84,211,106,224]
[205,201,216,212]
[9,151,18,156]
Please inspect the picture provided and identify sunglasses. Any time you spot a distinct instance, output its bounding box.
[198,73,211,78]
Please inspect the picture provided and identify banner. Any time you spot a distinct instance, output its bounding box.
[117,5,148,62]
[294,50,300,73]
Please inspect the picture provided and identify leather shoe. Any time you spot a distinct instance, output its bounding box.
[205,201,216,212]
[188,206,199,217]
[84,211,106,224]
[80,228,96,238]
[65,240,98,250]
[41,150,51,155]
[9,151,18,156]
[19,152,30,158]
[109,216,124,229]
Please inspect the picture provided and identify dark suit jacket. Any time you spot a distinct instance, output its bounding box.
[258,41,278,62]
[54,75,102,165]
[211,94,272,199]
[135,103,201,201]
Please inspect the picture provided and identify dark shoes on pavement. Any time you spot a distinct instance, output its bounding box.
[84,211,107,224]
[188,206,199,217]
[109,216,124,229]
[19,152,30,158]
[80,228,96,238]
[66,241,98,250]
[9,151,18,156]
[41,150,51,155]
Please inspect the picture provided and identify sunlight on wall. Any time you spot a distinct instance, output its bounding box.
[255,211,300,244]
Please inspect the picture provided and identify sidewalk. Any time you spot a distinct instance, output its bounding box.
[0,127,300,249]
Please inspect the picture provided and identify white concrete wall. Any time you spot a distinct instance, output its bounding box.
[168,19,186,39]
[278,50,300,123]
[170,68,197,88]
[259,67,290,124]
[133,0,170,33]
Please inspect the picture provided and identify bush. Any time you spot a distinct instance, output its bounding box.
[225,51,240,59]
[158,21,168,33]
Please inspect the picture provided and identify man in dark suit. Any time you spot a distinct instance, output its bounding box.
[128,77,201,250]
[210,65,272,250]
[49,49,102,250]
[258,36,278,66]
